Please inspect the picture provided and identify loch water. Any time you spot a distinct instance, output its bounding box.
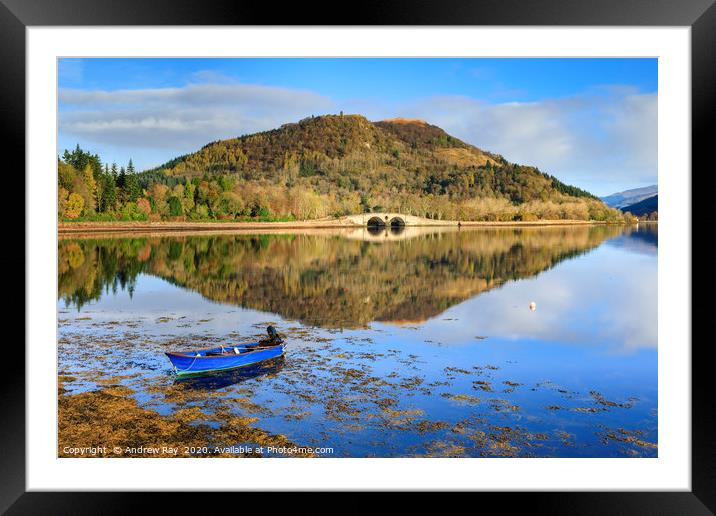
[58,224,658,457]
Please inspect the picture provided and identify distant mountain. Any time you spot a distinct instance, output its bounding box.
[620,194,658,216]
[601,185,658,208]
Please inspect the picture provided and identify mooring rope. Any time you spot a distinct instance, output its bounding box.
[174,353,201,373]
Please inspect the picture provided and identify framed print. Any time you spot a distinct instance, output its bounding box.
[6,0,710,511]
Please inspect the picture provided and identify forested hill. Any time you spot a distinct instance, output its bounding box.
[59,114,629,222]
[147,114,596,206]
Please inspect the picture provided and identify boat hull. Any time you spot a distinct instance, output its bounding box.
[166,344,285,376]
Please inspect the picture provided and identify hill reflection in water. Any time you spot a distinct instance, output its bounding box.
[58,225,623,328]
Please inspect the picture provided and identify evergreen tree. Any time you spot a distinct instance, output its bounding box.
[167,196,183,216]
[64,144,102,179]
[124,173,141,202]
[117,165,126,189]
[102,171,117,212]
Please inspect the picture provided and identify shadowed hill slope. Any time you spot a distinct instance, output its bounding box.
[620,195,658,217]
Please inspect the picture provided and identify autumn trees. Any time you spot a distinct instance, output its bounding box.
[58,146,147,220]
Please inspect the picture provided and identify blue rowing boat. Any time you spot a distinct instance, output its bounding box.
[166,326,285,376]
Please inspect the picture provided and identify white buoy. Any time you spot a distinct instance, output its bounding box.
[529,301,537,311]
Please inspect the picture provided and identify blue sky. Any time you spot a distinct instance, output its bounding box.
[58,58,657,196]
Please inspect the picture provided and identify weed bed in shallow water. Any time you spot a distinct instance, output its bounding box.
[57,318,657,458]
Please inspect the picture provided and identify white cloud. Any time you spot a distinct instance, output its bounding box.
[59,82,333,152]
[602,92,657,171]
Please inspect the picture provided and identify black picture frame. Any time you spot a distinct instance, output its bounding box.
[5,0,708,512]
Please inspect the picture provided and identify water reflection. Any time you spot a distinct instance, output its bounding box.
[367,225,406,237]
[58,225,624,328]
[57,224,658,458]
[175,356,286,391]
[607,223,658,256]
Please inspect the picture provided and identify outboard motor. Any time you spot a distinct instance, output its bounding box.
[267,325,282,343]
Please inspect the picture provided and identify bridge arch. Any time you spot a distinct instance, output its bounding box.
[366,216,387,228]
[389,216,405,228]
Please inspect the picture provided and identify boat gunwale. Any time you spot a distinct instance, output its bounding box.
[166,342,284,359]
[171,352,287,377]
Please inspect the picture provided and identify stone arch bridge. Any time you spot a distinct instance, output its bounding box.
[340,213,457,227]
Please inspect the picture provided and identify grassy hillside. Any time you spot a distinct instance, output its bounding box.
[59,114,628,222]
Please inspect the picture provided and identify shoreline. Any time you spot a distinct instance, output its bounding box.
[58,218,636,235]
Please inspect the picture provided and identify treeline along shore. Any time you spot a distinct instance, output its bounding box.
[58,218,623,235]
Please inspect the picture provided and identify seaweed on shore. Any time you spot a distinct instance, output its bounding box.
[58,378,313,458]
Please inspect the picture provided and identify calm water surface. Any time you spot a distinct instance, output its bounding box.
[58,224,657,457]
